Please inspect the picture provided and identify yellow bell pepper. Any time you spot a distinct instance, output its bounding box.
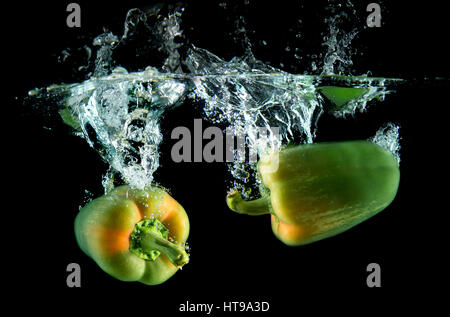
[75,185,189,285]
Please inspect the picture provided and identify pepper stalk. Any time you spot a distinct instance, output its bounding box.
[130,219,189,267]
[226,190,271,216]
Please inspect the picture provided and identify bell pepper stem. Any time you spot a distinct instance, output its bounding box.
[140,229,189,267]
[226,190,271,215]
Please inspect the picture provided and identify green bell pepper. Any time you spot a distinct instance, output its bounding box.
[318,86,369,107]
[227,140,400,245]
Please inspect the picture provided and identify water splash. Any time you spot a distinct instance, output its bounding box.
[92,32,119,77]
[320,7,359,75]
[30,67,187,190]
[26,5,402,194]
[370,123,401,164]
[186,47,322,144]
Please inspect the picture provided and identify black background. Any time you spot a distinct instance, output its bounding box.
[5,0,449,314]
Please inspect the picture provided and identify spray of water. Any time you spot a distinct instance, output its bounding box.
[370,122,401,164]
[26,5,401,195]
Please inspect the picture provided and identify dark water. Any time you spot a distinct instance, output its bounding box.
[6,0,449,313]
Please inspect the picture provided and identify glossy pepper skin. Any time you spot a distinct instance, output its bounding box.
[227,140,400,246]
[75,185,189,285]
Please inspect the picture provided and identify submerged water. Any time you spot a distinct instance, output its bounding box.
[26,5,402,196]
